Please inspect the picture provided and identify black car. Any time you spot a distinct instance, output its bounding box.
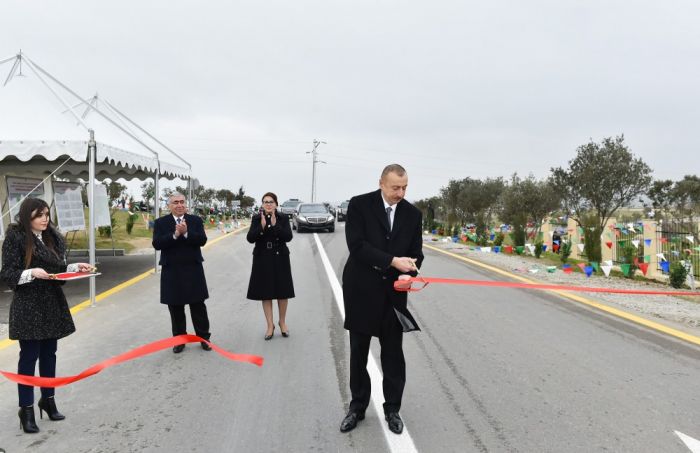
[280,199,303,217]
[293,203,335,233]
[337,200,350,221]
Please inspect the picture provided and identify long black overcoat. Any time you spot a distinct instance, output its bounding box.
[246,212,295,300]
[0,226,76,340]
[342,190,424,337]
[152,213,209,305]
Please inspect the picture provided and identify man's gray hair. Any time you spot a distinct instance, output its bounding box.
[381,164,407,179]
[168,192,186,203]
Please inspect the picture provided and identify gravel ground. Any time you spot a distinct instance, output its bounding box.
[426,236,700,332]
[0,323,6,338]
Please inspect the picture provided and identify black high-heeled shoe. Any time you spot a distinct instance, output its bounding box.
[279,323,289,338]
[38,397,65,421]
[264,326,275,341]
[18,406,39,433]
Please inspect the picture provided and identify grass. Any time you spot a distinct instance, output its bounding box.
[63,209,231,254]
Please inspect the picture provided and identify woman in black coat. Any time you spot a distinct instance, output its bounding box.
[246,192,294,340]
[0,198,91,433]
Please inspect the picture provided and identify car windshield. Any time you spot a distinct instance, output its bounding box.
[281,201,299,207]
[299,204,328,214]
[340,201,349,208]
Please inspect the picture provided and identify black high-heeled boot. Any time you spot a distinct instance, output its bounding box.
[38,397,65,421]
[18,406,39,433]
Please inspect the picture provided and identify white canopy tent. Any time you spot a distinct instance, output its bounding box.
[0,51,193,307]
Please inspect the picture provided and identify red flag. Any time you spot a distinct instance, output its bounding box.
[638,263,649,275]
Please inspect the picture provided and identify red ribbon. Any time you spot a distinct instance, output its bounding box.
[1,335,263,388]
[394,276,700,296]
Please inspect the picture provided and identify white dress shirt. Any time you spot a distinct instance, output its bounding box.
[381,195,397,230]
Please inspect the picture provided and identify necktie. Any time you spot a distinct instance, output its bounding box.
[176,217,182,224]
[386,206,392,231]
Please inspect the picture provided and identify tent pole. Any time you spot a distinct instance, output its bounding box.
[88,131,97,308]
[154,170,160,273]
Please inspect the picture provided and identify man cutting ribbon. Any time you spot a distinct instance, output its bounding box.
[339,164,424,435]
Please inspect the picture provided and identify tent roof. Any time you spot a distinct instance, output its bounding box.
[0,140,189,181]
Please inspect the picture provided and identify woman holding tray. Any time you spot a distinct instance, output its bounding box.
[0,197,92,434]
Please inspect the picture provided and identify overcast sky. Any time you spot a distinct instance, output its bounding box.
[1,1,699,205]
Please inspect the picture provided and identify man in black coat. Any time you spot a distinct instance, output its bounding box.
[339,164,424,435]
[152,193,211,353]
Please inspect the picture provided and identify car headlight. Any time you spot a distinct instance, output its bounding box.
[297,216,307,222]
[327,215,334,221]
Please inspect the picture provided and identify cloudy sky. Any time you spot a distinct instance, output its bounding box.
[1,1,699,204]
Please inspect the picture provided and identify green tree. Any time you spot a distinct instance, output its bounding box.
[440,177,504,237]
[102,180,127,205]
[499,174,560,246]
[140,181,155,207]
[551,135,652,263]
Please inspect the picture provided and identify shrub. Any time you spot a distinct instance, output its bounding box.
[493,232,505,246]
[560,241,572,264]
[621,245,638,279]
[510,225,526,247]
[534,240,543,259]
[126,212,139,235]
[669,261,688,289]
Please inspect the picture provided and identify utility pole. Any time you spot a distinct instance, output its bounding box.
[307,139,326,202]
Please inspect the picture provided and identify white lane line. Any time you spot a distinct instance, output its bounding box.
[313,233,419,453]
[676,431,700,453]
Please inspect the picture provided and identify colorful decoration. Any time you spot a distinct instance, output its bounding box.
[620,264,631,276]
[638,263,649,276]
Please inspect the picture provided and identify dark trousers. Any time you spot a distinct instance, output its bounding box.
[17,339,58,407]
[168,302,210,340]
[349,312,405,415]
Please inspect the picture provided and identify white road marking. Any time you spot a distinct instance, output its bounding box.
[313,233,420,453]
[676,431,700,453]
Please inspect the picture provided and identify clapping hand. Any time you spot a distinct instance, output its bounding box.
[175,218,188,237]
[270,210,277,226]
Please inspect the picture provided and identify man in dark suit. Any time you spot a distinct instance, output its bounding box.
[152,193,211,353]
[339,164,424,435]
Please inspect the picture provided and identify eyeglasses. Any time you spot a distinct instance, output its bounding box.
[262,200,276,204]
[170,200,186,205]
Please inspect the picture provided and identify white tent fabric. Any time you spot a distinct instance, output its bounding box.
[0,140,190,181]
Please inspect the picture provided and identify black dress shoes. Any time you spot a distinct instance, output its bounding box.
[201,342,212,351]
[385,412,403,434]
[173,344,185,353]
[339,411,365,433]
[38,397,65,421]
[18,406,39,433]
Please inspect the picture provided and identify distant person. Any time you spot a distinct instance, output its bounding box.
[0,198,92,433]
[246,192,295,340]
[152,193,211,353]
[339,164,424,435]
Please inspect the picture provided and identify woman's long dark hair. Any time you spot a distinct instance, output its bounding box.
[13,198,59,268]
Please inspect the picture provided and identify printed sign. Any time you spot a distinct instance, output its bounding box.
[53,181,86,232]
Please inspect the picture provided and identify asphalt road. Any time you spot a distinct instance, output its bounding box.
[0,224,699,452]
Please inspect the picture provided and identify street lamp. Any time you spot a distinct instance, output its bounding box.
[306,139,326,202]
